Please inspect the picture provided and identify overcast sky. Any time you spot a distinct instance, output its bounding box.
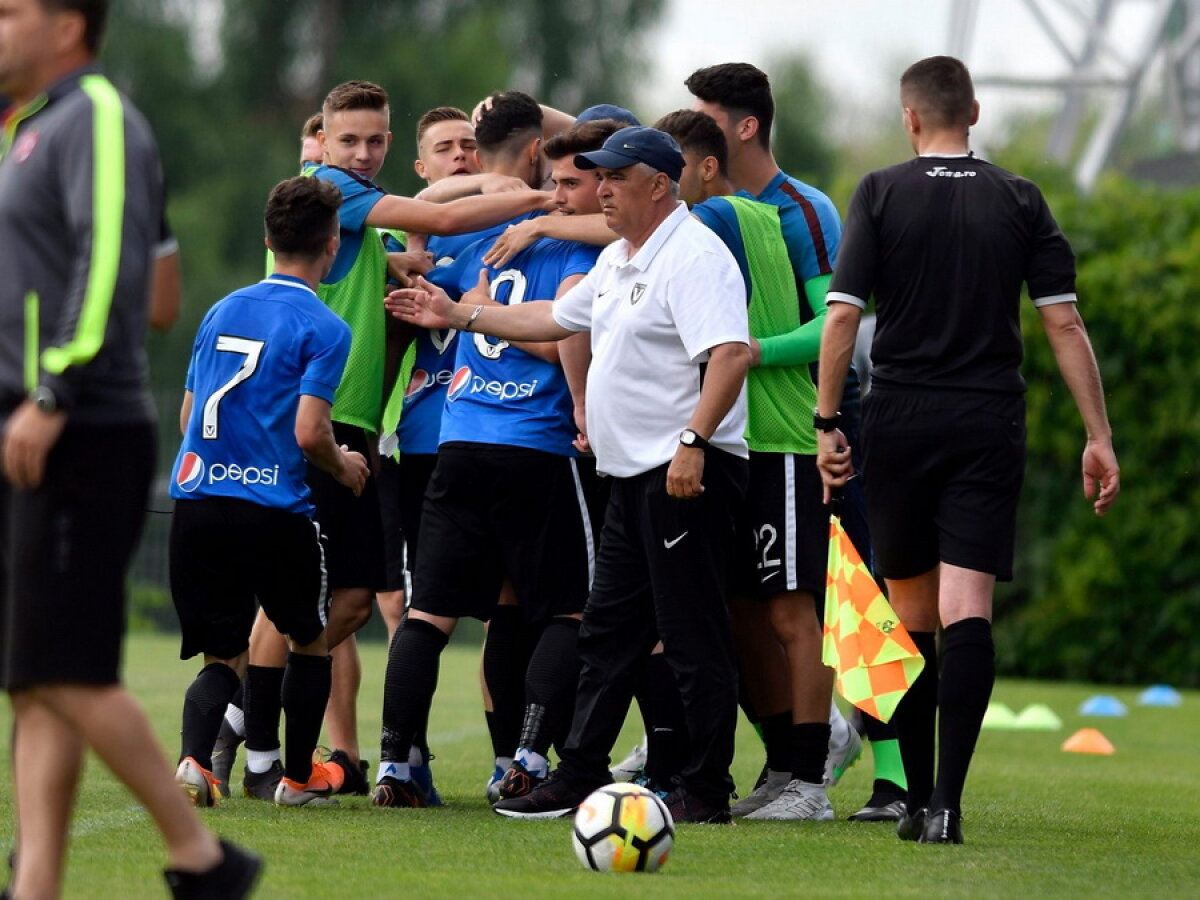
[634,0,1159,150]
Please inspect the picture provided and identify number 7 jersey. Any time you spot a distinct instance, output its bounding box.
[170,275,352,515]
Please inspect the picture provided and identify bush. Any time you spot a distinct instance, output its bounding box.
[995,175,1200,686]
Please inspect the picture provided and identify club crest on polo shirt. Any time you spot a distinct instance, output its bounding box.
[630,283,647,305]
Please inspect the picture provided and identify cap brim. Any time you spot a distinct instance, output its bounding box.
[575,148,639,171]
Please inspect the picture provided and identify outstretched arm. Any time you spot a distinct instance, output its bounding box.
[1037,301,1120,516]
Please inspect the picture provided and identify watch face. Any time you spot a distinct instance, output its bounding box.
[681,430,695,445]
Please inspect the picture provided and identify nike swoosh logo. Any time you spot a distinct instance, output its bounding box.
[663,532,688,549]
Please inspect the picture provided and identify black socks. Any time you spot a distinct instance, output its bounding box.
[281,652,332,784]
[930,617,994,815]
[380,617,448,764]
[180,661,241,770]
[894,630,938,815]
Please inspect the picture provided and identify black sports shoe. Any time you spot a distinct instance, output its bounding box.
[242,760,283,801]
[849,780,908,822]
[919,807,964,844]
[164,839,262,899]
[210,719,244,800]
[492,771,597,819]
[662,786,733,824]
[496,758,546,801]
[329,749,370,796]
[371,775,428,808]
[896,806,928,841]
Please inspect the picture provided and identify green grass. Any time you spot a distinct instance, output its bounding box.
[2,634,1197,897]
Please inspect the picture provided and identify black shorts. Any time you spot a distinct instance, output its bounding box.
[733,451,828,600]
[376,454,406,592]
[170,497,330,659]
[0,420,154,690]
[396,452,438,590]
[863,389,1026,581]
[307,422,385,591]
[412,443,593,623]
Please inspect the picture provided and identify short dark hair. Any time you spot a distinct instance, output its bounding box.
[474,91,542,156]
[684,62,774,150]
[543,119,625,160]
[901,56,976,130]
[416,106,471,146]
[323,80,389,119]
[40,0,108,53]
[265,177,341,258]
[653,110,728,177]
[301,112,323,140]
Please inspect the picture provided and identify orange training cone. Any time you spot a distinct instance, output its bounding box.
[1062,728,1115,755]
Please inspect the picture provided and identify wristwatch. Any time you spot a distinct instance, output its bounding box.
[32,385,60,414]
[679,428,710,451]
[813,408,841,432]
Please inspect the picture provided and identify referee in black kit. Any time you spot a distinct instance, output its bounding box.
[816,56,1119,845]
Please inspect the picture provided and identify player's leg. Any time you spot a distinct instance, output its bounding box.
[630,643,688,792]
[8,692,84,900]
[242,609,288,799]
[481,584,525,800]
[494,476,656,819]
[374,445,500,806]
[498,454,592,800]
[169,497,257,805]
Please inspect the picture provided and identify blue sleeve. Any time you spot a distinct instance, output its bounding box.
[693,199,752,300]
[313,166,384,232]
[560,241,602,280]
[300,315,352,404]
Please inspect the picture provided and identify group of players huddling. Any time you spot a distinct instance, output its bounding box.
[169,62,915,828]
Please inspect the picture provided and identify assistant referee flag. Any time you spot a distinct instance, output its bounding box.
[821,515,924,723]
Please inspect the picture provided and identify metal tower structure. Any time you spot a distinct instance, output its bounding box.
[948,0,1200,190]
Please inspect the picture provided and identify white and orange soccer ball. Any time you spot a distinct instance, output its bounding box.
[571,783,674,873]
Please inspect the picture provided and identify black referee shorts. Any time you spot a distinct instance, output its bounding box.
[0,420,154,690]
[862,389,1026,581]
[170,497,330,659]
[411,442,594,623]
[306,421,385,591]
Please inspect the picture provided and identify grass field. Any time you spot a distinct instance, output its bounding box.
[1,634,1196,898]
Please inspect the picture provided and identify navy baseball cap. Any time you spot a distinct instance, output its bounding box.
[575,126,685,182]
[575,104,641,127]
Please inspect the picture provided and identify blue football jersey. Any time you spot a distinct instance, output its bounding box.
[398,212,545,455]
[430,235,599,455]
[170,275,352,514]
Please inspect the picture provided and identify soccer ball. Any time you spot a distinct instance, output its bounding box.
[572,783,674,873]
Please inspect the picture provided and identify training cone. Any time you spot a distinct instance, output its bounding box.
[1079,695,1127,717]
[1013,703,1062,730]
[1138,685,1182,707]
[1062,728,1115,755]
[981,702,1019,729]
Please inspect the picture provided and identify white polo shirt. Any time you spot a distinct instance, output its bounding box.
[552,201,749,478]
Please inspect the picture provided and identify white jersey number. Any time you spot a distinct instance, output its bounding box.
[473,269,527,359]
[201,336,265,440]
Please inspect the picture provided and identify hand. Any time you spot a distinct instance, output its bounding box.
[815,428,854,504]
[336,446,370,497]
[461,267,494,308]
[482,219,543,268]
[666,445,705,499]
[572,432,592,455]
[2,400,67,490]
[387,250,434,287]
[481,173,529,194]
[1082,438,1120,516]
[470,94,496,126]
[385,276,456,329]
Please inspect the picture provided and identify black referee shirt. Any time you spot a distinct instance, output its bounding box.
[830,155,1076,394]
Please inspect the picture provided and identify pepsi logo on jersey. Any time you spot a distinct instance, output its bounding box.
[175,451,280,493]
[446,366,539,403]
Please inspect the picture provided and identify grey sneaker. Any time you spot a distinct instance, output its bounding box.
[745,779,835,821]
[242,760,283,801]
[825,705,863,786]
[731,769,791,817]
[608,738,648,782]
